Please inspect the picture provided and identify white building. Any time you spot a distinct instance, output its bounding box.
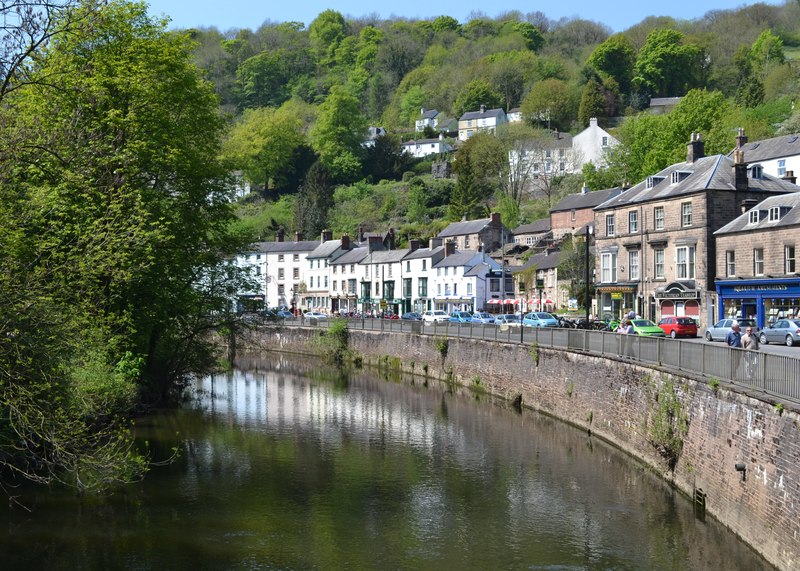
[415,108,440,132]
[401,135,453,158]
[329,246,368,315]
[431,242,499,312]
[401,240,445,313]
[304,232,353,312]
[572,117,618,170]
[732,130,800,184]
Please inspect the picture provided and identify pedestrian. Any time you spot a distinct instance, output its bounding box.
[725,321,742,348]
[741,326,760,350]
[741,325,759,379]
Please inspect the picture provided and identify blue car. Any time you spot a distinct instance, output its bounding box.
[471,312,495,324]
[449,311,473,323]
[522,312,560,328]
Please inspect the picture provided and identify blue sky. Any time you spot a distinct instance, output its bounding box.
[144,0,780,34]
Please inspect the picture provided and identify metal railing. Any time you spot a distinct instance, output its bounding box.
[271,317,800,405]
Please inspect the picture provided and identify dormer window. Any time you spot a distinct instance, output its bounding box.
[750,164,763,178]
[671,171,690,184]
[769,206,780,221]
[646,176,665,189]
[748,210,760,224]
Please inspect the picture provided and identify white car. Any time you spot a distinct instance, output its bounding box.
[421,310,449,324]
[303,311,328,320]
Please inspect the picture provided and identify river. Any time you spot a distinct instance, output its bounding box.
[0,355,772,570]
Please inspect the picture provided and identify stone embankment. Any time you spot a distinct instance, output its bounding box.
[236,326,799,570]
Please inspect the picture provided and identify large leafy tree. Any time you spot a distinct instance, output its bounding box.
[453,78,503,117]
[521,78,578,131]
[632,29,705,104]
[310,86,367,182]
[586,34,636,96]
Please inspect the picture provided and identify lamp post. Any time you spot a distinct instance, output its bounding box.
[584,224,593,324]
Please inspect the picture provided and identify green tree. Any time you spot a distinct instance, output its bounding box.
[513,22,544,52]
[448,134,496,220]
[586,34,636,95]
[309,9,348,66]
[521,78,578,131]
[453,78,503,117]
[310,86,367,182]
[295,160,334,238]
[578,78,608,127]
[632,29,705,103]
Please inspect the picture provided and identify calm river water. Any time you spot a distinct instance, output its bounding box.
[0,355,773,570]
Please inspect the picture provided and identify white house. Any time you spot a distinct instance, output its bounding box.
[329,246,368,315]
[401,135,453,158]
[401,239,445,313]
[731,130,800,184]
[431,242,499,312]
[415,108,440,132]
[304,232,353,312]
[507,107,522,123]
[458,105,508,141]
[262,232,320,312]
[572,117,619,170]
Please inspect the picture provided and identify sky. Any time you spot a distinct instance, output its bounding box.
[143,0,782,34]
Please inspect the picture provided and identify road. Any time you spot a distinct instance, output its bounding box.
[680,334,799,357]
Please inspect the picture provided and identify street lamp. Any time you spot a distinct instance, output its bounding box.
[584,223,594,324]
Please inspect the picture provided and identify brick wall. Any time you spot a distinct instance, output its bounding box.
[239,327,800,570]
[717,227,799,277]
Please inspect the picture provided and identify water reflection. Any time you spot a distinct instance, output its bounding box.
[0,355,773,570]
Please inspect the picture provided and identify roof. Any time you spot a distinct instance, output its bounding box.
[551,187,624,212]
[420,109,439,119]
[404,246,443,260]
[459,107,506,121]
[433,251,479,268]
[731,134,800,163]
[438,217,494,237]
[513,218,551,234]
[594,154,800,211]
[516,251,562,272]
[366,249,408,263]
[250,240,320,254]
[332,247,368,265]
[650,97,682,107]
[715,192,800,235]
[402,138,450,146]
[464,262,491,277]
[307,239,344,259]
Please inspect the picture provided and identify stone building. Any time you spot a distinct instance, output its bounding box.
[713,191,800,328]
[436,212,513,253]
[592,132,799,327]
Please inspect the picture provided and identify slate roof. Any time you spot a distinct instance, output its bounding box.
[516,251,562,272]
[730,134,800,163]
[307,239,344,259]
[551,187,623,212]
[404,246,443,260]
[250,240,320,254]
[402,138,451,146]
[438,217,494,237]
[367,249,408,263]
[594,154,800,211]
[332,247,368,265]
[459,108,505,121]
[513,218,551,234]
[433,251,480,268]
[464,262,491,277]
[715,192,800,235]
[420,109,439,119]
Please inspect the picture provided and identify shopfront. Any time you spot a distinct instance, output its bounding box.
[596,285,637,321]
[715,278,800,329]
[654,281,702,325]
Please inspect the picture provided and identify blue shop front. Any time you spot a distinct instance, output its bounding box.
[715,278,800,329]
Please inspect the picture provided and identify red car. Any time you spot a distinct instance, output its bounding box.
[658,316,698,338]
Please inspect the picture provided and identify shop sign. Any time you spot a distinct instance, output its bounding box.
[733,285,788,293]
[611,292,623,300]
[654,290,699,299]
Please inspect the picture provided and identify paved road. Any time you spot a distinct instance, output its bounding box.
[680,334,799,357]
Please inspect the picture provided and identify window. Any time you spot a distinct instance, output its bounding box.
[464,235,470,249]
[654,248,665,278]
[403,278,412,298]
[350,264,355,273]
[545,149,552,158]
[605,214,615,236]
[769,206,780,222]
[559,161,566,171]
[278,268,285,279]
[601,136,608,147]
[601,252,617,283]
[278,284,285,295]
[332,265,337,274]
[559,148,566,158]
[293,268,299,279]
[681,203,692,227]
[324,276,328,288]
[748,210,759,224]
[628,210,638,233]
[332,280,337,291]
[629,250,640,281]
[293,254,299,262]
[453,284,458,295]
[754,248,764,276]
[422,260,427,271]
[467,282,473,294]
[778,159,786,176]
[654,206,665,230]
[437,284,442,295]
[278,254,284,262]
[348,279,356,294]
[571,209,576,221]
[726,251,736,277]
[676,245,695,279]
[418,278,428,297]
[406,261,411,272]
[786,245,796,274]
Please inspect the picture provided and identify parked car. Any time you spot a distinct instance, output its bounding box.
[494,314,521,327]
[303,311,328,321]
[630,319,666,337]
[522,312,560,328]
[658,316,698,338]
[471,312,495,324]
[422,310,449,324]
[400,312,422,321]
[704,319,758,342]
[758,319,800,346]
[276,310,294,319]
[449,311,473,323]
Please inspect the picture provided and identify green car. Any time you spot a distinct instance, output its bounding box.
[631,319,666,337]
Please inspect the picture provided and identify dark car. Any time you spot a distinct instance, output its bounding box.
[658,316,698,338]
[401,312,422,321]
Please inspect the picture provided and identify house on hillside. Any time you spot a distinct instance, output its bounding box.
[513,218,551,248]
[714,192,800,329]
[458,105,507,141]
[649,97,682,114]
[415,108,440,132]
[550,186,623,240]
[592,131,800,327]
[572,118,619,170]
[401,135,453,158]
[728,129,800,183]
[437,212,513,253]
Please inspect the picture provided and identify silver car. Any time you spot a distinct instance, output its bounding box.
[704,319,757,342]
[758,319,800,347]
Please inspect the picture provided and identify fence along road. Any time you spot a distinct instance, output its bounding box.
[276,317,800,407]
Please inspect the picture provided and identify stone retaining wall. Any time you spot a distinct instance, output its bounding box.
[237,326,799,570]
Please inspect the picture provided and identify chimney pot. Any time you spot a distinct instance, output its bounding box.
[277,228,285,242]
[736,127,748,149]
[480,104,486,113]
[295,231,302,242]
[445,241,456,256]
[409,239,420,252]
[782,170,797,185]
[687,132,704,163]
[341,234,350,250]
[321,230,333,242]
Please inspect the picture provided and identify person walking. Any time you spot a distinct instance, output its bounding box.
[725,321,742,347]
[741,326,759,350]
[741,325,760,379]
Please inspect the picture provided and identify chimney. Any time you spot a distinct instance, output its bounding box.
[581,184,590,195]
[429,236,443,249]
[740,198,759,214]
[358,225,365,242]
[276,228,285,242]
[490,212,501,226]
[783,170,797,185]
[409,239,420,252]
[420,107,425,115]
[445,240,456,256]
[321,229,333,242]
[687,132,704,164]
[387,228,395,250]
[439,132,444,140]
[733,149,748,191]
[735,127,748,149]
[295,231,302,242]
[589,117,598,128]
[341,234,350,251]
[621,180,632,190]
[480,104,486,113]
[367,235,383,253]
